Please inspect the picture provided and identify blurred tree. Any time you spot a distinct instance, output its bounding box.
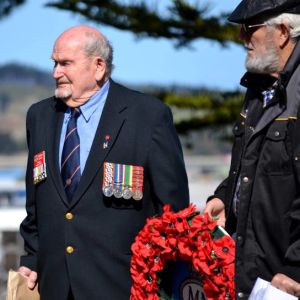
[1,0,244,134]
[45,0,244,131]
[46,0,241,47]
[154,89,244,133]
[0,0,25,19]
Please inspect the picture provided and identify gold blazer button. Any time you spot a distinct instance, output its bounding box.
[66,246,74,254]
[65,212,73,220]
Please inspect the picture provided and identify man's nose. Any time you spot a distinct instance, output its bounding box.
[53,65,62,79]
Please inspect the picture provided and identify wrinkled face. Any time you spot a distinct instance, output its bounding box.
[51,36,102,107]
[240,22,280,74]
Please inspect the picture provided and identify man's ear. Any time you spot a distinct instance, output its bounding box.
[278,22,291,48]
[95,57,106,81]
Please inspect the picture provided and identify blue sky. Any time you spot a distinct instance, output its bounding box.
[0,0,244,90]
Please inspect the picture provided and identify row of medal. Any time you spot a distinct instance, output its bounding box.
[102,162,144,201]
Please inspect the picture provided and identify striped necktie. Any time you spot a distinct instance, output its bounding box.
[61,108,81,201]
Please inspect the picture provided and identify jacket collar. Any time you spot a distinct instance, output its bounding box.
[240,72,277,91]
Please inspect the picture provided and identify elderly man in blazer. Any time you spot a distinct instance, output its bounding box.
[18,25,189,300]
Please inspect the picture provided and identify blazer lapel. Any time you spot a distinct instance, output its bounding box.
[46,99,70,206]
[70,81,127,206]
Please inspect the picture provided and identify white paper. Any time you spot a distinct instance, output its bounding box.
[249,277,297,300]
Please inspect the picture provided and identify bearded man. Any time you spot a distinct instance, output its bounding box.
[204,0,300,299]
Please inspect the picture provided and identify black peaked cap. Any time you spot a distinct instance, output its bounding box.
[228,0,300,24]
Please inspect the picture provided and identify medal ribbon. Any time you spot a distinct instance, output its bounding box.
[103,162,114,189]
[132,166,144,192]
[114,163,123,189]
[124,164,133,191]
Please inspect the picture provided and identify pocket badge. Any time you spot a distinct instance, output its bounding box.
[33,151,47,184]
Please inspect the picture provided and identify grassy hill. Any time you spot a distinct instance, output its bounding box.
[0,64,53,153]
[0,63,240,155]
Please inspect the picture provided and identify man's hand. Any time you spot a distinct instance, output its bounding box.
[18,266,38,289]
[271,273,300,297]
[203,197,226,228]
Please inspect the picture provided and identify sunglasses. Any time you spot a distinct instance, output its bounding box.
[241,23,267,35]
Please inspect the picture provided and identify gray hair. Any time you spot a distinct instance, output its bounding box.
[266,13,300,43]
[84,31,114,78]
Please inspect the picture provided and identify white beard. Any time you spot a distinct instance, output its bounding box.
[245,47,280,74]
[55,86,72,99]
[245,30,280,74]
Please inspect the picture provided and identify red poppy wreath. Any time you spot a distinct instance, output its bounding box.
[130,204,235,300]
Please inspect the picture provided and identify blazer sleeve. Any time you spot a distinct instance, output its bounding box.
[19,106,39,271]
[147,105,189,212]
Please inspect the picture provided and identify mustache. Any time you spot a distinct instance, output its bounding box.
[56,80,71,85]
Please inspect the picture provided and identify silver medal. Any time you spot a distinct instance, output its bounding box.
[103,185,113,197]
[123,187,132,200]
[114,185,123,198]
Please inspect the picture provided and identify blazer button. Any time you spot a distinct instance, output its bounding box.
[237,235,243,244]
[65,212,73,220]
[242,176,249,183]
[66,246,74,254]
[237,292,244,298]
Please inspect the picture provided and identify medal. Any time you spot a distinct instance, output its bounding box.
[33,151,47,184]
[103,185,113,197]
[132,165,144,201]
[123,187,132,199]
[102,162,144,200]
[114,185,123,198]
[122,164,133,199]
[113,164,124,198]
[102,162,114,197]
[132,189,143,201]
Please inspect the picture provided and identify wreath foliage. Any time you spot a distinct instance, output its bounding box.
[130,204,235,300]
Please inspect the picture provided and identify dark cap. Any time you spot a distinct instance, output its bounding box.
[228,0,300,24]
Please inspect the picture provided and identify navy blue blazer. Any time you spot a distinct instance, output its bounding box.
[20,80,189,300]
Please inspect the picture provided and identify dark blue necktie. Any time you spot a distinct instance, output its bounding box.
[61,108,81,201]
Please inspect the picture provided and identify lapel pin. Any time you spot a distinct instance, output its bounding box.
[103,134,110,149]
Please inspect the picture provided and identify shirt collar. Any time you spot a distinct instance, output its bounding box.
[79,80,110,122]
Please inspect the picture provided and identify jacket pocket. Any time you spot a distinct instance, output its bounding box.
[260,122,293,175]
